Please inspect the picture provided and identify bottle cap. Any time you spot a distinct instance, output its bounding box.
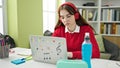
[85,32,89,36]
[85,32,90,40]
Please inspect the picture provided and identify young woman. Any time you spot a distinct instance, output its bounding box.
[52,2,100,59]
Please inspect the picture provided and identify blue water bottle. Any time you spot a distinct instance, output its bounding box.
[82,32,92,68]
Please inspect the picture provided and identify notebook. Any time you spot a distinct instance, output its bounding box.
[29,35,68,64]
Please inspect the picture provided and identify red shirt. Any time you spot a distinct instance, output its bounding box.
[52,25,100,59]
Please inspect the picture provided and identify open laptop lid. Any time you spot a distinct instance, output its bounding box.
[29,35,68,64]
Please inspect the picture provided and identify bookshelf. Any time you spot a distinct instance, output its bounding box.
[100,0,120,35]
[62,0,120,35]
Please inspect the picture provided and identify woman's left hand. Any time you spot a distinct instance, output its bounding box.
[67,52,73,58]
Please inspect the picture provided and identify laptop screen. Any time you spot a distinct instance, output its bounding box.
[29,35,68,64]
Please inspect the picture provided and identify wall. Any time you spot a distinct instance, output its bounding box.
[7,0,43,48]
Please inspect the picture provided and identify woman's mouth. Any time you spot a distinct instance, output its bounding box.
[64,22,69,26]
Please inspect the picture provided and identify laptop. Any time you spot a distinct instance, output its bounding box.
[29,35,67,64]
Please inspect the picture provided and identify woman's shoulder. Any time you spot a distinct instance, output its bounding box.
[54,26,65,34]
[80,25,94,35]
[53,26,65,37]
[55,26,65,31]
[80,25,91,29]
[80,25,93,32]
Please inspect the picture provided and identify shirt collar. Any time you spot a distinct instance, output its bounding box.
[65,25,80,33]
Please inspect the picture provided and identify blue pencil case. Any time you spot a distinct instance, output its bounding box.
[11,58,26,65]
[57,59,88,68]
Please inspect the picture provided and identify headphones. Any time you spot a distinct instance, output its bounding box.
[59,2,79,20]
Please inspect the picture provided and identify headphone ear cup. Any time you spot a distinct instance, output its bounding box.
[74,13,79,20]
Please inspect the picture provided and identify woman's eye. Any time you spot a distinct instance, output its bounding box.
[66,15,71,18]
[60,14,71,19]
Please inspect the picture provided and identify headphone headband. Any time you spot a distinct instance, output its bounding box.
[61,2,78,12]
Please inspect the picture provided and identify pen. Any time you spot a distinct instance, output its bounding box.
[25,55,32,61]
[0,40,2,58]
[116,63,120,67]
[1,39,5,58]
[5,44,9,58]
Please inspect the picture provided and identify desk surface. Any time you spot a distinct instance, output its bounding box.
[0,47,120,68]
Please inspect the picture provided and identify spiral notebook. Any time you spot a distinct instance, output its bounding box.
[29,35,67,64]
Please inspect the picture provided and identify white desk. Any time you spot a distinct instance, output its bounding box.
[0,47,120,68]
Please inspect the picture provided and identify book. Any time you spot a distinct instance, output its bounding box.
[79,9,83,15]
[92,10,97,21]
[116,25,120,34]
[108,24,112,34]
[82,9,87,20]
[100,23,104,34]
[111,23,117,34]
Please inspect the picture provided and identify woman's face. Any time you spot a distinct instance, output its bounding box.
[60,9,76,28]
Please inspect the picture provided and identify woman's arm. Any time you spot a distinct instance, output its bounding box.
[69,26,100,59]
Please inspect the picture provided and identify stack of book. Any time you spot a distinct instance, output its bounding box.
[100,23,120,34]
